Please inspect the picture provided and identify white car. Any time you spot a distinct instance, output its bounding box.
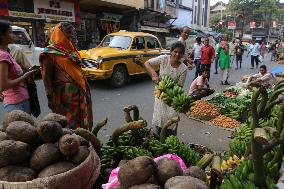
[9,26,43,67]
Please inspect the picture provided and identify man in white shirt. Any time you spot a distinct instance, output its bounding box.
[178,26,194,70]
[193,37,204,79]
[247,65,275,88]
[248,40,260,69]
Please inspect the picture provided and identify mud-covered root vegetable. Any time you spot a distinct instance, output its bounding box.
[0,131,8,142]
[74,128,101,152]
[0,166,36,182]
[59,134,80,156]
[156,158,183,185]
[62,128,74,135]
[2,110,34,131]
[164,176,209,189]
[118,156,157,189]
[41,113,67,128]
[129,184,161,189]
[0,140,31,167]
[6,121,38,144]
[30,143,61,171]
[112,120,146,146]
[36,121,63,143]
[160,116,180,143]
[37,162,75,178]
[184,166,207,182]
[92,117,108,136]
[70,146,90,165]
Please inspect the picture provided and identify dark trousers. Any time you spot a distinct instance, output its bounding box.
[236,55,242,68]
[251,55,259,68]
[191,88,215,100]
[215,54,219,73]
[200,64,211,80]
[194,59,201,79]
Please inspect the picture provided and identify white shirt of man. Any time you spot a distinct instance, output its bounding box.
[188,75,208,94]
[178,37,191,61]
[193,43,204,60]
[249,43,260,56]
[251,72,274,88]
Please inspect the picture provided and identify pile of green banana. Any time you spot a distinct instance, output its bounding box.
[233,124,252,141]
[154,75,193,113]
[122,146,152,160]
[147,138,168,157]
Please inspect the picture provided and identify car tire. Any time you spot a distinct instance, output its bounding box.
[110,65,128,88]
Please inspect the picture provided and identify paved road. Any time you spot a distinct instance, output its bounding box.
[0,52,278,152]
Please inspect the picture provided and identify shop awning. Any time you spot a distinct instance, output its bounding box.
[141,26,169,33]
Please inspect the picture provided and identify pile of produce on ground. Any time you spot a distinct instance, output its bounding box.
[187,100,221,121]
[210,115,241,129]
[154,75,194,113]
[0,110,99,183]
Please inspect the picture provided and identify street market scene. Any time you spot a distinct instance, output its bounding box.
[1,0,284,189]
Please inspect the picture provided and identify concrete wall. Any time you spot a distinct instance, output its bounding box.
[101,0,144,9]
[172,8,192,27]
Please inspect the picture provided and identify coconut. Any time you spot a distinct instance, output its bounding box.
[59,134,80,156]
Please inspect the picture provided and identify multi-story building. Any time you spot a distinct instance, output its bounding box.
[192,0,210,31]
[171,0,193,29]
[210,1,227,18]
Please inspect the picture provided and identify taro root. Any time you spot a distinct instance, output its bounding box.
[0,140,31,167]
[164,176,209,189]
[30,143,61,171]
[184,166,207,182]
[37,121,63,143]
[6,121,38,143]
[72,133,89,147]
[129,184,161,189]
[41,113,67,128]
[2,110,34,131]
[156,158,183,185]
[38,162,75,178]
[59,134,80,156]
[0,166,36,182]
[118,156,157,189]
[0,131,8,142]
[70,146,90,165]
[62,128,74,135]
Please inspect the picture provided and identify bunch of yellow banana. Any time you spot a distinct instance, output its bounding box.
[154,75,175,98]
[221,155,245,172]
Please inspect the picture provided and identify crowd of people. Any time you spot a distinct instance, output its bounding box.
[0,19,279,136]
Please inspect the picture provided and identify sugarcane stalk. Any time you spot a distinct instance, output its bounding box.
[254,128,269,145]
[268,88,284,103]
[196,153,214,170]
[251,87,267,188]
[112,120,145,146]
[263,127,280,138]
[160,116,180,143]
[211,155,222,178]
[257,89,268,117]
[92,117,108,136]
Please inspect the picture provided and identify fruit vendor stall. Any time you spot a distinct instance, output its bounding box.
[0,76,284,189]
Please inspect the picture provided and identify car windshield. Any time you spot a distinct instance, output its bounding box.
[99,35,131,49]
[13,31,30,45]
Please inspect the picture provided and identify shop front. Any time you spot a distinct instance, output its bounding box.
[0,0,79,47]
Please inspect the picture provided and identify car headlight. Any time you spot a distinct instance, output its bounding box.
[82,58,99,69]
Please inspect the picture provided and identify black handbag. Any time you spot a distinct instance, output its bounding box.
[26,79,41,117]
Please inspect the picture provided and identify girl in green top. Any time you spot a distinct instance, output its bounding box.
[218,37,230,85]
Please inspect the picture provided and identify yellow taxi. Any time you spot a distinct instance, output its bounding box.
[79,31,168,87]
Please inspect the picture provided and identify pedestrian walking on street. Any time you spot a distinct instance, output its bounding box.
[259,41,266,63]
[214,39,220,74]
[0,20,36,114]
[247,40,260,69]
[193,37,204,79]
[218,36,231,85]
[270,40,279,61]
[40,22,93,130]
[200,37,215,80]
[235,40,245,69]
[178,26,194,70]
[144,42,187,136]
[229,39,236,65]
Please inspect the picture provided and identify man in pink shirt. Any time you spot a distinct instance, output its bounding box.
[188,68,215,100]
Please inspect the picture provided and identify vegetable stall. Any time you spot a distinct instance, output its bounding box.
[0,76,284,189]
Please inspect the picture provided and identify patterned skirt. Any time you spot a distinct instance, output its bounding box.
[51,83,93,130]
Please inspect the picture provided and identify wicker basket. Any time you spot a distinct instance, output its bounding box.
[0,148,100,189]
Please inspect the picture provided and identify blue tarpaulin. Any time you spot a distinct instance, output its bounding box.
[271,66,284,75]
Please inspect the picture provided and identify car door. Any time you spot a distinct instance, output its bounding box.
[129,36,146,74]
[145,37,162,72]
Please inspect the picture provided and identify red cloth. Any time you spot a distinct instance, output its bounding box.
[201,45,215,64]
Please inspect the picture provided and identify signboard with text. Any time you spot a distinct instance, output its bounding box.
[228,21,236,30]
